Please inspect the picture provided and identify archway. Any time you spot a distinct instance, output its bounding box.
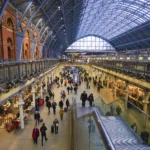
[7,38,13,60]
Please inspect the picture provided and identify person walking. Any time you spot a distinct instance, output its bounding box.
[66,99,70,110]
[70,86,73,93]
[116,105,122,116]
[88,93,94,107]
[80,91,88,107]
[131,123,137,133]
[46,100,51,115]
[53,118,59,134]
[59,100,64,109]
[60,78,63,86]
[110,105,115,115]
[59,108,64,120]
[74,86,77,94]
[34,111,40,125]
[40,123,48,146]
[32,126,40,144]
[52,101,57,114]
[67,86,70,95]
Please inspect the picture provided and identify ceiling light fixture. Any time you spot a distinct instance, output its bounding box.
[58,6,61,10]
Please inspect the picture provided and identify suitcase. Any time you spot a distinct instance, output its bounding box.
[39,99,44,106]
[64,107,67,112]
[51,125,54,133]
[6,124,14,132]
[40,118,43,122]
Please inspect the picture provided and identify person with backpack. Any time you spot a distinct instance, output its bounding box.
[66,99,70,110]
[52,101,57,114]
[59,100,64,109]
[32,126,40,144]
[80,91,88,107]
[46,100,51,115]
[34,111,40,125]
[53,118,59,134]
[40,123,48,146]
[88,93,94,107]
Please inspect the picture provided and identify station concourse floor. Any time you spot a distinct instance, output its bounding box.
[0,75,110,150]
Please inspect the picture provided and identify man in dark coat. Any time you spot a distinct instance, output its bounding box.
[34,111,40,125]
[80,91,88,107]
[46,100,51,115]
[59,100,64,109]
[52,101,57,114]
[67,86,70,95]
[88,93,94,107]
[40,123,48,146]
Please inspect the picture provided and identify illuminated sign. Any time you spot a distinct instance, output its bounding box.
[139,57,143,60]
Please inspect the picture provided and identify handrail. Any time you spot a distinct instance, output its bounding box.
[122,97,150,118]
[94,111,116,150]
[95,95,150,118]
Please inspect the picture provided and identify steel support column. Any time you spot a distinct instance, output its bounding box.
[39,44,44,59]
[0,0,9,21]
[16,33,25,60]
[30,40,36,59]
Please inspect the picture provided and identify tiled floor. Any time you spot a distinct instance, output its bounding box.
[0,70,103,150]
[0,66,147,150]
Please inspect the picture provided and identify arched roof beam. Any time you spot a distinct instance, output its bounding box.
[16,0,47,34]
[40,7,65,49]
[16,1,32,8]
[0,0,9,21]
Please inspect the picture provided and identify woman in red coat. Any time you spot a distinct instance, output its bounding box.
[32,126,40,144]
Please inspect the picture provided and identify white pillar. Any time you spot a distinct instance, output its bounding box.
[45,75,48,93]
[125,82,129,110]
[19,91,24,129]
[31,84,36,107]
[143,91,150,113]
[113,78,117,100]
[107,76,109,88]
[101,78,104,87]
[40,79,43,99]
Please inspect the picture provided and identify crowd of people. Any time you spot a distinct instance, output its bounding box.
[31,67,150,146]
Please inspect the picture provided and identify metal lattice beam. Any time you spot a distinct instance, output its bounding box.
[0,0,9,21]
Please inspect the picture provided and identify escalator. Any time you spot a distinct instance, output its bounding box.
[73,102,150,150]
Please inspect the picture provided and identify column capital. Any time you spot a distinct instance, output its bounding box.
[31,90,36,93]
[19,101,24,105]
[142,100,149,104]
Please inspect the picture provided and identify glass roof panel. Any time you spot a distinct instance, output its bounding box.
[76,0,150,40]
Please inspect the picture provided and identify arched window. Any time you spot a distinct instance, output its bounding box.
[66,36,115,52]
[7,38,13,59]
[7,18,14,29]
[34,47,39,59]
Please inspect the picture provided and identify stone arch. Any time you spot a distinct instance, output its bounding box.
[34,47,39,59]
[6,17,14,30]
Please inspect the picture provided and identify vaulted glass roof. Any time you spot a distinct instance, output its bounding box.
[66,36,115,52]
[8,0,150,54]
[76,0,150,40]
